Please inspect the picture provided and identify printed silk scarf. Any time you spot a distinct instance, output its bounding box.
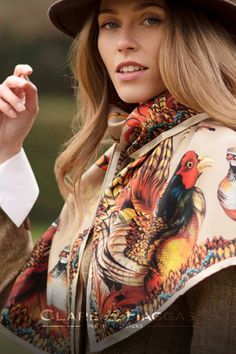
[1,91,236,354]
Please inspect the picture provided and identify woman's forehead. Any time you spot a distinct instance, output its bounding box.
[99,0,166,11]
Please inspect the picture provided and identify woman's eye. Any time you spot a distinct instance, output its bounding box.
[101,22,119,30]
[143,17,160,26]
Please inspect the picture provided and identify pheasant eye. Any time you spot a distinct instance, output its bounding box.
[186,161,193,169]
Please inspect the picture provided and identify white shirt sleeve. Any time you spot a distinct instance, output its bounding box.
[0,149,39,227]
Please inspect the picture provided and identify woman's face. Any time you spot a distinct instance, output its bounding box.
[97,0,167,104]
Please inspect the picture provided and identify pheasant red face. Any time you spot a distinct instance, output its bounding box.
[177,151,213,189]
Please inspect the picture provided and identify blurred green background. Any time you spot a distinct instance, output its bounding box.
[0,1,77,353]
[0,0,76,242]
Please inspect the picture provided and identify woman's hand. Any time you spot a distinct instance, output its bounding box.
[0,64,39,163]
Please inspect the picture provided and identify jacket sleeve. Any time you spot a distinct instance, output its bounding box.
[0,210,33,311]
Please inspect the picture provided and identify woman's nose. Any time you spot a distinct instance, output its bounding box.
[117,28,138,53]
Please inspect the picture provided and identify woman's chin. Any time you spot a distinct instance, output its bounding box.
[117,94,148,105]
[117,89,167,105]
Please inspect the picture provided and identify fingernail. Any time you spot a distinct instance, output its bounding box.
[16,103,25,112]
[25,64,32,71]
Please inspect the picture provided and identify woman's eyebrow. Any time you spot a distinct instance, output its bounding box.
[134,2,166,11]
[99,2,165,15]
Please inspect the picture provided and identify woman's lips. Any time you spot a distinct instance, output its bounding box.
[116,68,148,81]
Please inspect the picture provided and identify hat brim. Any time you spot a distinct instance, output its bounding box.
[190,0,236,36]
[48,0,236,38]
[48,0,97,38]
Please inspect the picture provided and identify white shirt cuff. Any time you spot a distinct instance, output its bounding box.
[0,149,39,227]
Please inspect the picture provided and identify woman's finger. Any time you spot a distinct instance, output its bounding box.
[24,82,39,116]
[13,64,33,78]
[0,84,26,112]
[3,75,30,89]
[12,87,26,103]
[0,99,17,119]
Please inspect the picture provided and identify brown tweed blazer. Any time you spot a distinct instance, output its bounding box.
[0,209,33,310]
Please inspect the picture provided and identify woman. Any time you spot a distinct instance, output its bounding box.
[0,0,236,353]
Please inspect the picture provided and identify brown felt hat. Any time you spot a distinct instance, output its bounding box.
[48,0,236,38]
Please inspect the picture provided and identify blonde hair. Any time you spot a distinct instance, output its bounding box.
[159,1,236,129]
[55,0,236,221]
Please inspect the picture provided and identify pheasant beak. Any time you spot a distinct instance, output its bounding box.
[197,156,213,173]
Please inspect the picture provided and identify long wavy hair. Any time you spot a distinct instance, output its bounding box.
[54,0,236,222]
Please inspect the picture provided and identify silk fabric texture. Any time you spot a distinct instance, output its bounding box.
[1,91,236,354]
